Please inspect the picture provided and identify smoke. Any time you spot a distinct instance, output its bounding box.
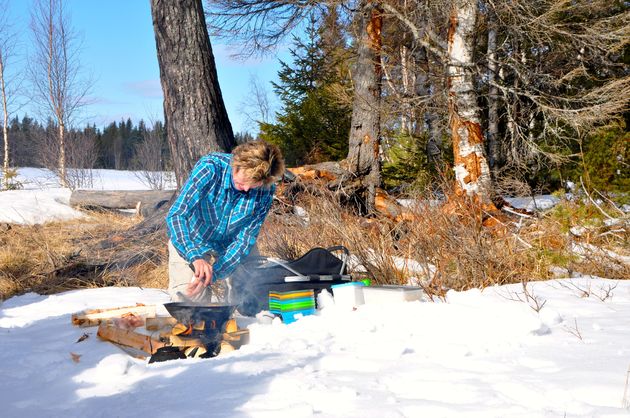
[228,249,269,316]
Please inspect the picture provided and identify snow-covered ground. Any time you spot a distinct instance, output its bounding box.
[1,168,629,417]
[1,280,629,417]
[0,167,175,224]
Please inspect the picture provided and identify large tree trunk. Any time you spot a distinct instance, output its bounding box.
[70,190,174,210]
[77,0,239,275]
[346,1,383,214]
[151,0,236,187]
[447,0,493,204]
[486,10,499,177]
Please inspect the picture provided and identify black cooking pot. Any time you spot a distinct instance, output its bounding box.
[163,302,236,329]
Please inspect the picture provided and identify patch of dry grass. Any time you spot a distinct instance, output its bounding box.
[2,188,626,302]
[259,188,629,299]
[0,211,168,300]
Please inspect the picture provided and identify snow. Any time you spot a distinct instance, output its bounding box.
[1,168,629,417]
[1,279,629,417]
[0,188,83,224]
[0,167,175,225]
[504,195,560,212]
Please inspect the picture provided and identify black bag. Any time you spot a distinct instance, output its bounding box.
[230,246,352,316]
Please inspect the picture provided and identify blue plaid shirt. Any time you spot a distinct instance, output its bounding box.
[166,153,275,281]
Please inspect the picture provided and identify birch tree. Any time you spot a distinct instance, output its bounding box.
[0,0,20,190]
[446,0,493,204]
[486,8,499,176]
[29,0,91,188]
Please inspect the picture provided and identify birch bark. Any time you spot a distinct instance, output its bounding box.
[487,12,499,176]
[447,0,493,203]
[0,54,8,189]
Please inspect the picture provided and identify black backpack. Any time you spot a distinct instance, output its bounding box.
[230,246,352,316]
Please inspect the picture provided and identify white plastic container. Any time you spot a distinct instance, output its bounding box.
[331,282,365,310]
[362,285,423,305]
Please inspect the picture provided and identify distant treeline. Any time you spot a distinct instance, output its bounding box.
[1,115,169,171]
[1,115,258,172]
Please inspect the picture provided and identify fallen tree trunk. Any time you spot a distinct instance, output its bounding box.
[70,190,174,210]
[284,162,415,221]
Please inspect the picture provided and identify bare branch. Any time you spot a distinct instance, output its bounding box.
[29,0,92,187]
[205,0,327,56]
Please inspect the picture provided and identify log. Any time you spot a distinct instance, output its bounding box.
[222,329,250,348]
[285,162,417,221]
[168,335,204,348]
[222,329,249,341]
[219,341,235,354]
[224,319,237,334]
[69,190,174,211]
[97,323,166,355]
[184,345,207,358]
[71,304,156,327]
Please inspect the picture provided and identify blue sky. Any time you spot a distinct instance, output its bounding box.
[6,0,285,133]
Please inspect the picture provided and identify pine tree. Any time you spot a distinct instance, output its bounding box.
[260,12,352,166]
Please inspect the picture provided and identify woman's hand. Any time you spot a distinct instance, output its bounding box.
[187,259,213,298]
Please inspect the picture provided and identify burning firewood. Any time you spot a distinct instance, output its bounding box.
[225,319,237,334]
[89,303,249,362]
[168,335,204,348]
[171,323,193,336]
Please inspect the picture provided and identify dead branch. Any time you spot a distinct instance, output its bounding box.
[563,318,583,341]
[580,176,616,221]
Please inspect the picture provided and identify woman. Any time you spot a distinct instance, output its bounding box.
[166,141,284,303]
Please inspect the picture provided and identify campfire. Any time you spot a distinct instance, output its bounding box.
[71,303,249,362]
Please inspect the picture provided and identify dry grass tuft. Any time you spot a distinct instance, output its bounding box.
[2,187,626,302]
[259,186,629,299]
[0,211,168,300]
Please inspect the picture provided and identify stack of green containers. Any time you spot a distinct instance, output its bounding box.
[268,289,316,324]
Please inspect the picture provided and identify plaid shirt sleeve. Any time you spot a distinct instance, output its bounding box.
[212,191,273,280]
[166,159,216,263]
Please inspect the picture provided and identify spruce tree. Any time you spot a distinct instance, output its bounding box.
[260,12,352,166]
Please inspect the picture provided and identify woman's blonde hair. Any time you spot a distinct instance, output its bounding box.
[231,140,285,186]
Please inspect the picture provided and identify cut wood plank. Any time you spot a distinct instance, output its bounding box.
[145,316,178,331]
[97,323,166,355]
[168,335,204,348]
[222,329,249,342]
[222,329,250,349]
[72,305,156,327]
[219,341,235,355]
[224,319,237,333]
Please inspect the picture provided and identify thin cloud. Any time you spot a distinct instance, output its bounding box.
[123,79,163,99]
[212,43,278,67]
[83,95,126,106]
